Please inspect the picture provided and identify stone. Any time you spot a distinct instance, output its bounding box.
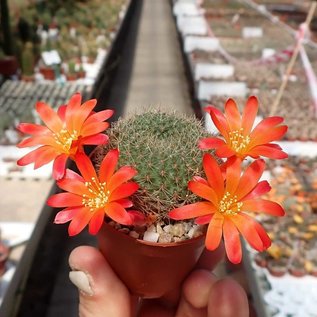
[143,231,159,243]
[158,232,173,243]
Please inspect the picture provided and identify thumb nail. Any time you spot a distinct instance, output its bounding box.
[69,271,94,296]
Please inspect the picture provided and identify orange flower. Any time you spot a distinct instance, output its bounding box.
[169,154,285,263]
[47,150,142,236]
[199,96,288,160]
[17,93,113,179]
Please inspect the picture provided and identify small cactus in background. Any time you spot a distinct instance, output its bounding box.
[92,110,218,223]
[21,42,34,76]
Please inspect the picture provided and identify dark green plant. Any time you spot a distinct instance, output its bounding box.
[92,111,218,222]
[0,0,14,55]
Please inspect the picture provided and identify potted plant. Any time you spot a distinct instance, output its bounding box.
[16,93,288,298]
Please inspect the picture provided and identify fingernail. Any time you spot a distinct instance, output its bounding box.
[69,271,94,296]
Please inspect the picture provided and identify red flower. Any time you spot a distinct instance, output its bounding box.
[169,154,285,264]
[17,93,113,179]
[199,96,288,160]
[47,150,142,236]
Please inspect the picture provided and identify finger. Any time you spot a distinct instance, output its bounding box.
[208,278,249,317]
[137,301,175,317]
[175,269,218,317]
[69,246,133,317]
[196,243,225,271]
[149,244,225,309]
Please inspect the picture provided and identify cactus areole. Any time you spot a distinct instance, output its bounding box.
[91,110,212,224]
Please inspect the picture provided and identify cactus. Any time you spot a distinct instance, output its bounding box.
[21,42,34,76]
[92,110,219,223]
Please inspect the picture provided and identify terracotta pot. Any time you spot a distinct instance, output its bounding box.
[39,67,55,80]
[97,222,206,298]
[0,56,18,76]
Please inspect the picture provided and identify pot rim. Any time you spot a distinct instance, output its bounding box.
[103,221,206,248]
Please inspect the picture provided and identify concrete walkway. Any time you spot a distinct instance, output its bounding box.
[125,0,192,115]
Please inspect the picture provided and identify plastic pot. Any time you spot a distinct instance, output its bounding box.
[97,222,206,298]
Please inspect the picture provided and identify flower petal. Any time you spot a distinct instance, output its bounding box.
[80,134,109,146]
[251,125,288,146]
[88,208,105,235]
[241,96,258,134]
[225,157,242,195]
[54,207,82,224]
[36,101,63,133]
[241,199,285,216]
[230,214,264,252]
[242,180,271,200]
[34,146,59,169]
[75,153,98,181]
[73,99,97,132]
[205,213,224,250]
[248,144,288,159]
[108,166,138,191]
[198,137,225,150]
[99,149,119,183]
[57,177,88,196]
[17,146,55,166]
[17,123,49,135]
[110,182,139,201]
[215,145,236,158]
[80,122,111,137]
[195,214,212,225]
[224,98,241,131]
[84,109,114,126]
[223,218,242,264]
[47,192,83,207]
[203,153,224,197]
[68,206,92,236]
[235,159,265,199]
[205,106,230,139]
[57,105,67,121]
[106,202,133,225]
[63,169,84,182]
[188,180,218,205]
[17,135,56,148]
[169,202,216,220]
[116,198,133,208]
[242,213,271,249]
[53,153,68,180]
[65,93,82,131]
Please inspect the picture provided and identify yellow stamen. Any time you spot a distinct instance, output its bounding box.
[82,179,109,212]
[228,128,250,153]
[219,192,242,216]
[54,129,79,152]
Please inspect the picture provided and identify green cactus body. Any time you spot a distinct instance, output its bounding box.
[92,111,218,223]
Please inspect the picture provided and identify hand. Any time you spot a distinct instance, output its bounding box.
[69,245,249,317]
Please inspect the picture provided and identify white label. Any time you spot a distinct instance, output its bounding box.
[184,36,219,53]
[198,81,247,100]
[242,27,263,38]
[195,63,234,80]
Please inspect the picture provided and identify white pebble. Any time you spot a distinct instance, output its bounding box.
[147,225,156,232]
[158,232,172,243]
[188,226,199,239]
[129,231,139,239]
[156,224,163,234]
[163,225,172,233]
[143,231,159,242]
[172,223,186,237]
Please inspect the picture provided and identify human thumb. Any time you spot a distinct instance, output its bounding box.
[69,246,133,317]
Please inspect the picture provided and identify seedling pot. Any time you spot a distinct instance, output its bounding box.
[97,222,205,298]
